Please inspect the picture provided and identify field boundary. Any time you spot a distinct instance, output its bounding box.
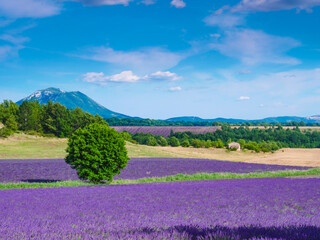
[1,168,319,190]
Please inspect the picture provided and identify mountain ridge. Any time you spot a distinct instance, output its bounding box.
[16,87,130,119]
[17,87,319,123]
[166,116,320,123]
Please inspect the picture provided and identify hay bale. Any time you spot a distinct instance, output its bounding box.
[228,142,241,151]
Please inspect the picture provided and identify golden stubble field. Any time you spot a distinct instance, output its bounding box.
[1,133,319,167]
[231,126,320,132]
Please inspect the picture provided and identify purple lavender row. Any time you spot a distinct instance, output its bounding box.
[0,158,311,183]
[1,178,320,239]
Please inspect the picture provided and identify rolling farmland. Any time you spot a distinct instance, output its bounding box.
[1,135,319,239]
[111,126,220,137]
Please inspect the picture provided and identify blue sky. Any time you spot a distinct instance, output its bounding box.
[0,0,319,119]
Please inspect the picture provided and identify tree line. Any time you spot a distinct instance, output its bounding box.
[106,117,320,127]
[123,124,320,152]
[1,99,320,152]
[0,100,105,138]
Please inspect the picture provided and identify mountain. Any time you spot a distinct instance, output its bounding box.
[166,116,206,122]
[17,87,130,119]
[307,115,320,121]
[16,88,319,123]
[166,116,249,123]
[167,116,320,123]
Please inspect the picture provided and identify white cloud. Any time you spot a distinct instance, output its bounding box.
[108,70,140,82]
[0,31,30,61]
[210,33,221,38]
[0,45,18,61]
[230,0,320,13]
[208,29,301,65]
[141,0,156,5]
[83,71,140,84]
[148,71,182,81]
[0,34,29,45]
[0,0,60,18]
[81,46,185,73]
[82,72,105,83]
[82,70,182,85]
[68,0,133,6]
[204,13,245,28]
[238,96,250,100]
[238,69,252,74]
[169,86,182,91]
[170,0,186,8]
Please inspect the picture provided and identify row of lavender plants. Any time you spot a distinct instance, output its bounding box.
[1,178,320,239]
[0,158,311,183]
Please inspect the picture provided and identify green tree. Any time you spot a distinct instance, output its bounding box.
[0,127,12,138]
[5,115,18,131]
[157,136,168,146]
[191,139,203,148]
[0,100,18,120]
[237,139,246,149]
[181,139,190,147]
[65,123,129,183]
[204,140,213,148]
[18,100,42,132]
[0,100,23,136]
[146,136,158,146]
[215,139,225,148]
[168,136,180,147]
[120,131,132,141]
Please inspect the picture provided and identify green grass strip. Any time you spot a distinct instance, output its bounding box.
[1,168,320,190]
[0,180,93,190]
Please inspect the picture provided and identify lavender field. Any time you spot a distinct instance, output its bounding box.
[1,178,320,239]
[112,126,220,137]
[0,158,311,183]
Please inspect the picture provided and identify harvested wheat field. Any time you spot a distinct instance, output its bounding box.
[126,143,320,167]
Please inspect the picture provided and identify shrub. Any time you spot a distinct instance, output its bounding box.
[157,136,168,146]
[146,136,158,146]
[215,139,225,148]
[0,127,13,138]
[181,139,190,147]
[65,123,129,183]
[226,147,237,152]
[191,139,203,148]
[5,115,18,131]
[168,137,180,147]
[204,140,213,148]
[244,141,260,152]
[259,141,271,153]
[120,131,132,141]
[237,139,246,148]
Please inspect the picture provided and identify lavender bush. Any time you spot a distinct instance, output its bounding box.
[1,178,320,239]
[0,158,311,182]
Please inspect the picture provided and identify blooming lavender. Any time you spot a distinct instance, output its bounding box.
[0,158,311,182]
[1,178,320,239]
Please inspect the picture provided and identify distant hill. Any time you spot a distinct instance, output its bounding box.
[166,116,320,123]
[16,87,319,123]
[17,87,130,119]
